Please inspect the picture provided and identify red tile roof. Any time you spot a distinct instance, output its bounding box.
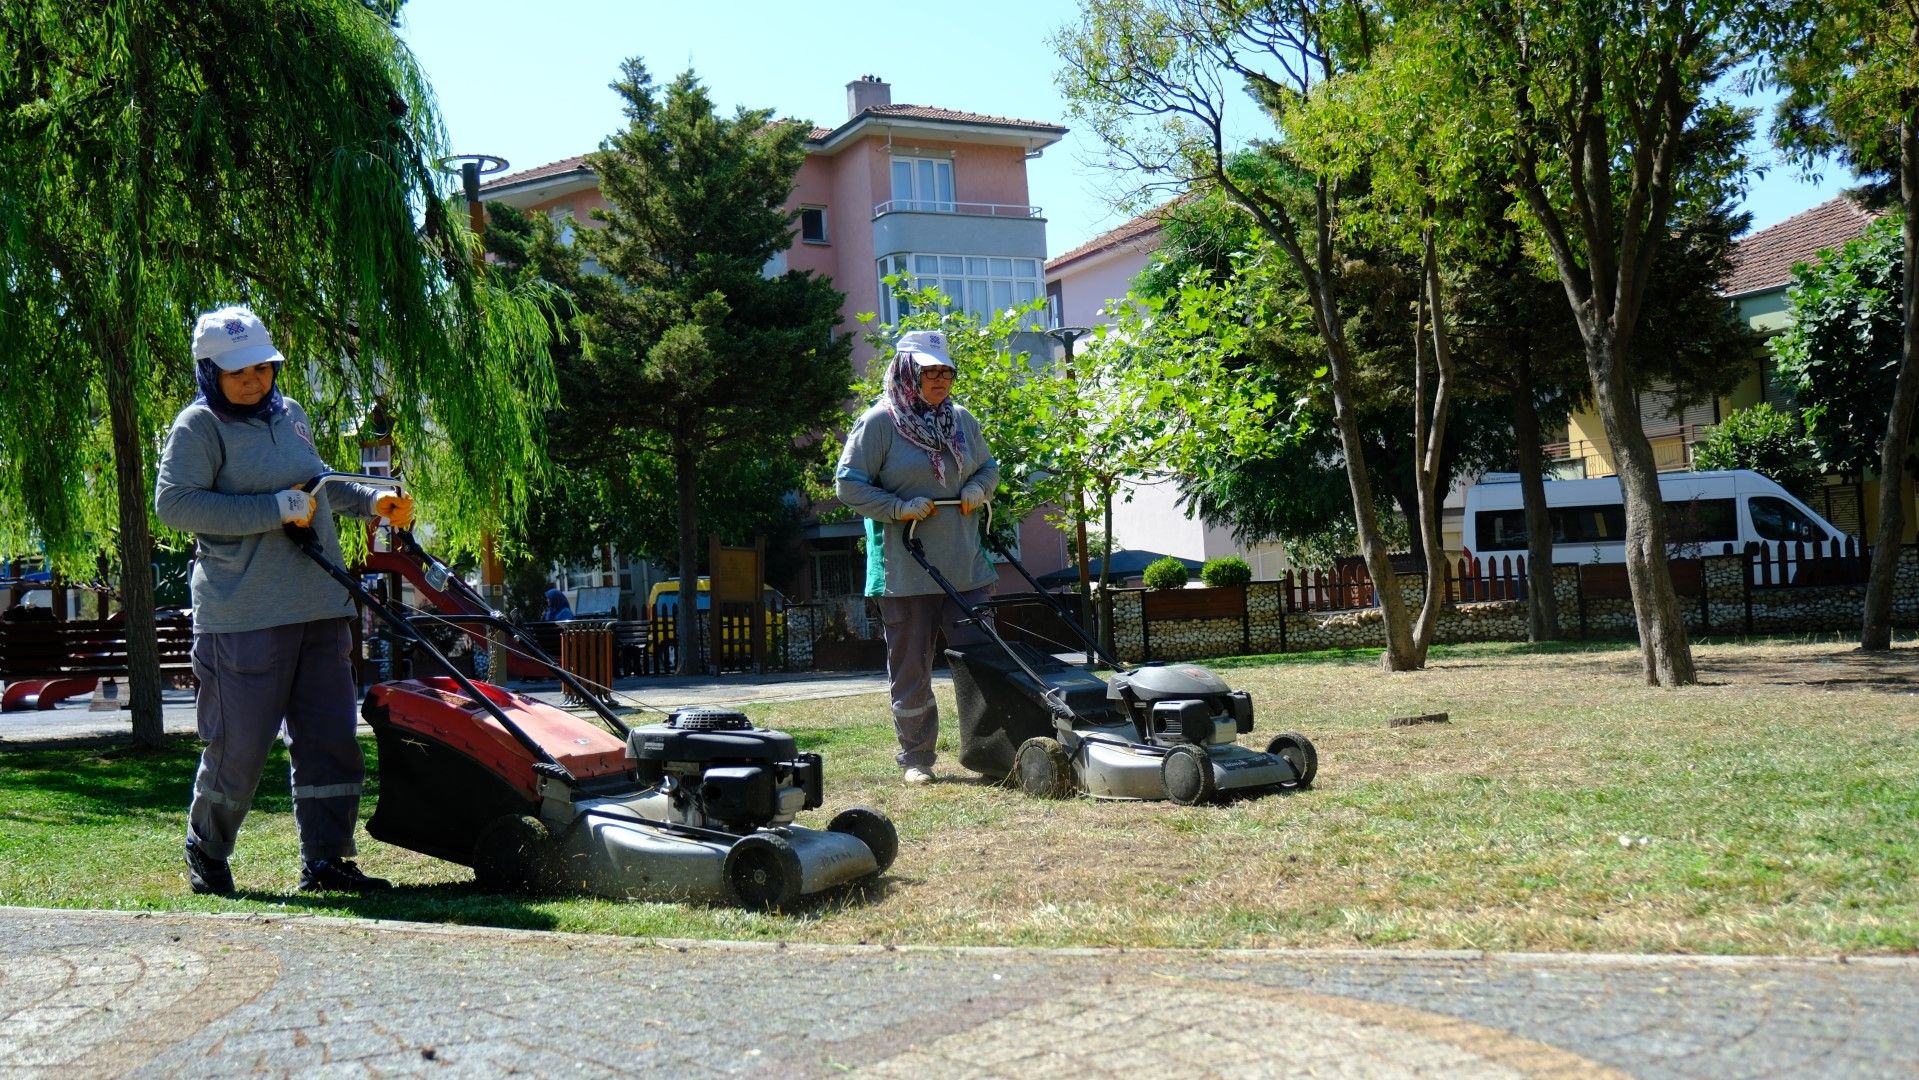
[1046,203,1175,273]
[1724,196,1882,295]
[481,155,590,191]
[857,104,1063,131]
[485,106,1061,192]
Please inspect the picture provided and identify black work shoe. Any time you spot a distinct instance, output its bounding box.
[185,840,234,896]
[298,857,392,893]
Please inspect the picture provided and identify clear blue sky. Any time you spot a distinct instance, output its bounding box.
[398,0,1853,258]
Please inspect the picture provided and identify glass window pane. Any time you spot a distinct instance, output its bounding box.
[1015,282,1038,305]
[915,255,940,275]
[967,257,988,276]
[1749,496,1820,543]
[992,280,1013,312]
[989,258,1013,277]
[1016,259,1038,276]
[918,160,936,204]
[942,279,963,308]
[968,280,989,316]
[942,256,964,274]
[935,161,954,205]
[891,161,912,203]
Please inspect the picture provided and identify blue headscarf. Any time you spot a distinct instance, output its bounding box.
[195,357,286,422]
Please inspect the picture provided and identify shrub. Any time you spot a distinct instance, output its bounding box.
[1200,555,1253,587]
[1142,556,1191,590]
[1691,403,1819,495]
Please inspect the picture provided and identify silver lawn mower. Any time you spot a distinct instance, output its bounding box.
[903,499,1318,804]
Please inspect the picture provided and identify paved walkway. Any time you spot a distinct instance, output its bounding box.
[2,906,1914,1078]
[0,670,896,749]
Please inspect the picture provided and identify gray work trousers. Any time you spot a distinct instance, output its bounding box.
[186,618,364,861]
[878,586,993,768]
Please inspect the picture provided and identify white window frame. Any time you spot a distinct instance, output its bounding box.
[890,156,955,213]
[877,252,1046,328]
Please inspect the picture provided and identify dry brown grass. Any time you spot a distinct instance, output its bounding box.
[5,637,1912,954]
[747,637,1919,954]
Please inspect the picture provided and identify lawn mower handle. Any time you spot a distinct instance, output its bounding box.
[284,527,580,781]
[897,500,1078,725]
[902,497,992,546]
[905,497,1118,669]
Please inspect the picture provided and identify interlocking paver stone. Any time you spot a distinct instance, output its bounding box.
[2,907,1915,1078]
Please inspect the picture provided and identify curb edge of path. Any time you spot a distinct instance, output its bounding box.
[12,905,1916,969]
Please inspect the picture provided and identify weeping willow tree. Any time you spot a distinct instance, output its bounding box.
[0,0,556,746]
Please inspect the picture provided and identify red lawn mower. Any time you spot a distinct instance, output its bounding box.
[287,474,897,910]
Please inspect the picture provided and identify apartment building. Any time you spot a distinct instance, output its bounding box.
[480,76,1072,606]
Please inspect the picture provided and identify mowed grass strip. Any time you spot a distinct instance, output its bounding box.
[1,636,1913,954]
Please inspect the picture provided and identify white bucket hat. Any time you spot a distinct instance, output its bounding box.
[895,329,954,370]
[191,306,285,371]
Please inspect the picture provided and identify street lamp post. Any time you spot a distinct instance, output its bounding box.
[436,153,510,676]
[1045,325,1094,653]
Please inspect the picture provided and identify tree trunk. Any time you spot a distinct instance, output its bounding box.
[1587,330,1696,686]
[1510,358,1562,640]
[1098,476,1116,658]
[1861,108,1919,651]
[674,432,700,676]
[103,336,165,748]
[1410,229,1454,662]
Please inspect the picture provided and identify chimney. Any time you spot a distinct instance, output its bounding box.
[847,75,891,119]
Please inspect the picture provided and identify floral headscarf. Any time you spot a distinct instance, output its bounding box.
[883,348,967,486]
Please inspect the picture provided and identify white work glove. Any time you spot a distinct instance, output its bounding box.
[275,489,316,526]
[960,483,987,514]
[898,497,936,522]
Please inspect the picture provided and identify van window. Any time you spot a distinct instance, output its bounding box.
[1749,496,1822,543]
[1475,498,1735,553]
[1663,498,1738,545]
[1475,504,1628,551]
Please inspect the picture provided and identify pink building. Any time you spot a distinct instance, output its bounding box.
[1045,206,1293,578]
[480,77,1071,602]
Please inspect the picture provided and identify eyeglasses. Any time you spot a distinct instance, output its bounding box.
[921,368,956,381]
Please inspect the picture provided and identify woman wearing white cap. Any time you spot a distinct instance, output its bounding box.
[155,305,414,895]
[836,330,1000,783]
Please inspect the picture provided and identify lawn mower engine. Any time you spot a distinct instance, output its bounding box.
[1108,664,1256,749]
[625,709,823,832]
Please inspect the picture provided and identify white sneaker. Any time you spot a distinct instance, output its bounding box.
[902,766,934,785]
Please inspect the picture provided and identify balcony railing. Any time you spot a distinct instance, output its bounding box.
[872,199,1043,219]
[1543,423,1706,478]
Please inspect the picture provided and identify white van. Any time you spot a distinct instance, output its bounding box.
[1462,469,1849,565]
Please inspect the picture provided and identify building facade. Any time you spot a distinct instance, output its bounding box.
[480,77,1072,608]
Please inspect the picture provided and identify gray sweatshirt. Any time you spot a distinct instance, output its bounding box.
[154,399,379,634]
[835,401,1000,597]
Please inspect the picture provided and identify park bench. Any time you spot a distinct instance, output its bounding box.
[0,614,195,712]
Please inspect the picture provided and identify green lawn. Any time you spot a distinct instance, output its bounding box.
[3,635,1915,953]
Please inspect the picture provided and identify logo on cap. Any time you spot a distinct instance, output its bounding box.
[224,319,246,337]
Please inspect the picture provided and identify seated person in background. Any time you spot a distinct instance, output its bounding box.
[544,588,574,622]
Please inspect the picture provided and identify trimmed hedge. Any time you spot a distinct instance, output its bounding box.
[1200,555,1252,587]
[1142,556,1191,591]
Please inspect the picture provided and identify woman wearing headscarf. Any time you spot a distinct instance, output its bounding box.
[155,305,414,895]
[836,330,999,783]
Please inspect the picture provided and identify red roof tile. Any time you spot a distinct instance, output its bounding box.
[484,103,1060,194]
[481,155,590,191]
[856,104,1063,132]
[1724,196,1882,295]
[1046,203,1175,272]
